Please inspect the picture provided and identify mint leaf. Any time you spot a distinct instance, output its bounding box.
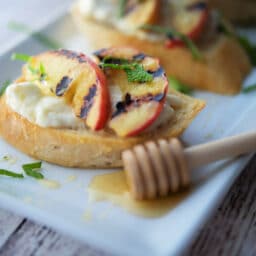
[218,19,256,66]
[100,60,153,83]
[237,36,256,66]
[242,84,256,93]
[169,77,193,95]
[125,64,153,83]
[140,24,202,60]
[11,53,47,82]
[22,162,44,180]
[0,169,24,178]
[118,0,127,18]
[11,53,31,62]
[0,80,11,96]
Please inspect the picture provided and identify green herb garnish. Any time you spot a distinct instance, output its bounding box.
[8,21,61,49]
[169,77,193,95]
[218,19,256,66]
[140,24,202,60]
[11,53,47,81]
[22,162,44,180]
[0,80,11,96]
[0,169,24,178]
[242,84,256,93]
[11,53,31,62]
[118,0,127,18]
[100,59,153,83]
[237,36,256,66]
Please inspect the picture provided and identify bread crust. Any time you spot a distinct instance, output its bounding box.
[0,89,204,168]
[71,5,251,95]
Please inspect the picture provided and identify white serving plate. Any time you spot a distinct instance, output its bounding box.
[0,11,256,256]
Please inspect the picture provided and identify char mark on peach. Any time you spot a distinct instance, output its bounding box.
[112,92,165,118]
[133,53,146,61]
[102,58,126,65]
[186,2,207,11]
[93,48,107,57]
[80,84,97,119]
[148,67,165,78]
[53,49,88,63]
[55,76,73,96]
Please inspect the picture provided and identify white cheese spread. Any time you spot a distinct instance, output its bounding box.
[78,0,118,23]
[5,82,85,129]
[5,82,180,134]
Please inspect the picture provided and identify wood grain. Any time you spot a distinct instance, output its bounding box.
[0,210,23,248]
[0,218,108,256]
[188,155,256,256]
[1,156,256,256]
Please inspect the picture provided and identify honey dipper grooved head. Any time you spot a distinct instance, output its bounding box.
[122,138,190,200]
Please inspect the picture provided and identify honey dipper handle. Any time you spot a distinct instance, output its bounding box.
[184,131,256,169]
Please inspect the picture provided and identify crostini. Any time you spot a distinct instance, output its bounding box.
[71,0,251,95]
[0,48,204,168]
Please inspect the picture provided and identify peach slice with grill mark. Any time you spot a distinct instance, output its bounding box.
[117,0,160,31]
[166,0,209,48]
[94,47,168,137]
[21,49,110,131]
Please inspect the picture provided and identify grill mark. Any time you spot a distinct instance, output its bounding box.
[186,2,207,11]
[102,58,127,65]
[148,67,165,78]
[133,53,146,61]
[80,84,97,119]
[112,92,165,118]
[93,48,107,60]
[55,76,73,96]
[52,49,88,63]
[95,51,146,64]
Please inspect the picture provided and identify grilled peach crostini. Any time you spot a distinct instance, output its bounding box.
[71,0,251,94]
[0,48,205,168]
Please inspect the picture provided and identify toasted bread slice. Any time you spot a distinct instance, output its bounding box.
[0,88,204,168]
[71,4,251,95]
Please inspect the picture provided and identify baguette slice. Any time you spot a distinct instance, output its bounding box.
[0,88,204,168]
[71,4,251,95]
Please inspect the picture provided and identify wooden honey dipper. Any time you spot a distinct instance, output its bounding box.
[122,132,256,200]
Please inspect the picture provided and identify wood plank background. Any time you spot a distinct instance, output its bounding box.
[1,155,256,256]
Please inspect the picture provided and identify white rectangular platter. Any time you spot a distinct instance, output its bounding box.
[0,11,256,256]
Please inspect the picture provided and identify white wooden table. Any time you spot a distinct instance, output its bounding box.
[1,1,256,255]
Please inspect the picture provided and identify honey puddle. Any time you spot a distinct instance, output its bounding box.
[88,171,190,218]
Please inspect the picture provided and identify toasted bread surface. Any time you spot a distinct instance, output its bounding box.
[0,89,204,168]
[71,5,251,95]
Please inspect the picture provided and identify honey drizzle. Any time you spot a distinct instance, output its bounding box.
[88,171,190,218]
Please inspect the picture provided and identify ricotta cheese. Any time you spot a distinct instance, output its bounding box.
[78,0,118,23]
[5,82,85,129]
[5,82,180,134]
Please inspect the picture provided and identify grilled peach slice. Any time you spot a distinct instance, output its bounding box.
[94,47,168,137]
[21,49,110,131]
[116,0,159,32]
[166,0,209,47]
